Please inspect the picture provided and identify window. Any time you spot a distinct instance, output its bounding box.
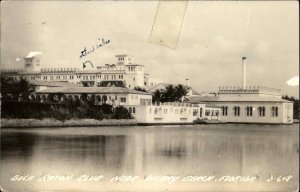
[233,106,240,116]
[222,106,228,116]
[193,109,198,116]
[180,109,184,115]
[164,109,168,114]
[120,98,126,103]
[271,106,278,117]
[133,108,136,113]
[258,106,265,117]
[205,110,210,116]
[200,108,203,117]
[246,106,253,116]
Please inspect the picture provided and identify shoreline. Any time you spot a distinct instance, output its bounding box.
[1,118,137,128]
[1,118,298,129]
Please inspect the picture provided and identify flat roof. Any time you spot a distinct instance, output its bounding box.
[36,86,152,95]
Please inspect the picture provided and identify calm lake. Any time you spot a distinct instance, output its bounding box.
[1,124,298,191]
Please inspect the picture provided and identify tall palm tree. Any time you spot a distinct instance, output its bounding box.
[162,85,176,102]
[0,77,15,99]
[1,78,35,101]
[152,90,162,104]
[17,79,35,101]
[175,84,190,102]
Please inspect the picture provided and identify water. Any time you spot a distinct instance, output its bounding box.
[1,124,298,191]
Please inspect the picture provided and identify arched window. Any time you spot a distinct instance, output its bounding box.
[102,95,107,103]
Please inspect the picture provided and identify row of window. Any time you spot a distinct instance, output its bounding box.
[18,74,126,81]
[221,106,279,117]
[128,66,143,72]
[149,107,193,115]
[104,74,123,80]
[205,110,219,117]
[140,99,152,105]
[128,107,136,114]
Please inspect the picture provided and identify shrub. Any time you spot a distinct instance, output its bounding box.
[112,106,132,119]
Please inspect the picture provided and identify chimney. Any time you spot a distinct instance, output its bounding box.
[186,78,190,87]
[242,57,247,89]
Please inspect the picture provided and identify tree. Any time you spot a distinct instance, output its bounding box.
[17,79,35,101]
[0,77,16,99]
[175,84,190,101]
[112,106,132,119]
[162,84,176,102]
[152,84,190,103]
[282,95,299,119]
[152,90,162,104]
[0,78,35,101]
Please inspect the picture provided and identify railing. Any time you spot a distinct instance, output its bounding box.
[151,102,199,108]
[41,68,80,73]
[218,86,281,94]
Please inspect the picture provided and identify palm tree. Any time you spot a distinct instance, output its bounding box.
[0,77,15,99]
[162,84,176,102]
[175,84,190,102]
[17,79,35,101]
[1,78,35,101]
[152,90,162,104]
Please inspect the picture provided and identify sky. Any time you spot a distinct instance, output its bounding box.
[1,1,299,98]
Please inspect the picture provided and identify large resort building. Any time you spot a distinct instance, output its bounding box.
[0,53,294,125]
[1,53,163,90]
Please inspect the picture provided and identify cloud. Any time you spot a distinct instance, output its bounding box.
[286,76,299,86]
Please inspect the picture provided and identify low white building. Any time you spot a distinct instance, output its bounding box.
[34,86,152,106]
[188,86,293,124]
[130,102,206,125]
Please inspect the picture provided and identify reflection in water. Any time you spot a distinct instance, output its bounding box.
[0,124,298,191]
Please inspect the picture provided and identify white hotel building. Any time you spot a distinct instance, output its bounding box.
[0,54,162,90]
